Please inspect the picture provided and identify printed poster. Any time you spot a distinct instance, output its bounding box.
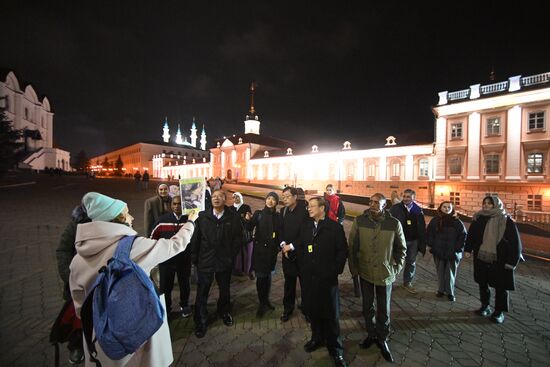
[179,177,206,214]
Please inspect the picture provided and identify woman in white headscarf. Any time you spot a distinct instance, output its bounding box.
[230,192,254,279]
[465,196,522,324]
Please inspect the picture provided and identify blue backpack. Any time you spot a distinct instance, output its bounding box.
[81,235,164,364]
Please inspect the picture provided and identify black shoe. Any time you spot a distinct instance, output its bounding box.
[68,348,84,364]
[359,337,377,349]
[491,311,505,324]
[448,295,456,302]
[436,291,444,298]
[303,339,324,353]
[222,313,233,326]
[256,304,270,318]
[475,305,491,317]
[377,340,394,363]
[194,325,207,338]
[333,355,348,367]
[266,302,275,310]
[280,312,291,322]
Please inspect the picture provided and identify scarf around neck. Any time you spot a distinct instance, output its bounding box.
[474,196,507,263]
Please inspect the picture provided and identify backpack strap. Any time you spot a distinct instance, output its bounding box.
[81,288,102,367]
[113,235,137,262]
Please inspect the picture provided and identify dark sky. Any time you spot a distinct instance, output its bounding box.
[3,1,549,158]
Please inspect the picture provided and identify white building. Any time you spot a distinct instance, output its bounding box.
[0,70,71,171]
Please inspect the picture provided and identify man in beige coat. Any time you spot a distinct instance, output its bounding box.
[348,193,406,363]
[70,192,197,367]
[144,183,172,237]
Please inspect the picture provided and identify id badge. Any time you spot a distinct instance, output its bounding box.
[308,244,313,253]
[272,232,276,239]
[406,220,412,225]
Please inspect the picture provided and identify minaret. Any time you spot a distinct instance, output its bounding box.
[162,117,170,143]
[190,116,198,147]
[175,124,183,145]
[244,81,260,135]
[200,124,207,150]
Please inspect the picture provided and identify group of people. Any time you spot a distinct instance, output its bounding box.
[55,181,523,367]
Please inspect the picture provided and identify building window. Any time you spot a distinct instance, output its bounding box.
[527,153,544,173]
[449,156,462,175]
[486,117,501,136]
[368,163,376,177]
[419,159,429,177]
[528,111,545,130]
[527,194,542,211]
[485,154,500,174]
[391,161,400,177]
[450,192,460,206]
[450,123,463,139]
[24,107,29,120]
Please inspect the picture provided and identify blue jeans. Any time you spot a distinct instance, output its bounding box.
[403,240,418,284]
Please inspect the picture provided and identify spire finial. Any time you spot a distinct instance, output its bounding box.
[249,81,256,115]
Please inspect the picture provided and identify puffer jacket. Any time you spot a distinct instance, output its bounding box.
[426,216,467,261]
[348,210,407,286]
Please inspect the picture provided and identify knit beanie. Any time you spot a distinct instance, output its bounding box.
[266,191,279,203]
[82,192,127,222]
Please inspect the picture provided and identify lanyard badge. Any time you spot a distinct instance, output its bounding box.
[308,244,313,253]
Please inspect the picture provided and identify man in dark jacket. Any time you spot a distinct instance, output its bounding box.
[289,196,348,367]
[144,183,172,237]
[150,195,192,318]
[190,189,243,338]
[279,186,309,322]
[55,204,90,365]
[389,188,427,293]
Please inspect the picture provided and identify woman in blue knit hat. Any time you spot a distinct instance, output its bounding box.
[245,191,282,318]
[69,192,198,367]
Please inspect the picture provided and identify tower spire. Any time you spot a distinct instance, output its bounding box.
[249,81,256,115]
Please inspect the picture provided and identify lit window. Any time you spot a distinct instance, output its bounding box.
[528,112,545,130]
[419,159,429,177]
[450,192,460,206]
[527,194,542,211]
[450,123,463,139]
[368,163,376,177]
[391,161,400,177]
[449,156,462,175]
[486,117,500,135]
[527,153,544,173]
[485,154,500,174]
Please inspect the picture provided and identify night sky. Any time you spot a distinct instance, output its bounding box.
[3,1,549,158]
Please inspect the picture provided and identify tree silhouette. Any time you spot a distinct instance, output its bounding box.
[0,105,23,176]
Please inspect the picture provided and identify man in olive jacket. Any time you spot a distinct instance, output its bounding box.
[349,193,406,363]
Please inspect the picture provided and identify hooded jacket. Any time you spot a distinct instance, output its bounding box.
[69,220,194,367]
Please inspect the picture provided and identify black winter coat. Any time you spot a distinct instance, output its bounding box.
[190,206,243,272]
[426,216,467,261]
[280,202,309,277]
[389,202,427,254]
[247,207,282,273]
[465,215,522,290]
[294,218,348,319]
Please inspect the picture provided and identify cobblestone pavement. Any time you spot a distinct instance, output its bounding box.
[1,175,549,366]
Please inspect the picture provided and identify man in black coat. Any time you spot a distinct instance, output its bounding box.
[190,189,243,338]
[389,188,427,293]
[288,196,348,367]
[279,186,309,322]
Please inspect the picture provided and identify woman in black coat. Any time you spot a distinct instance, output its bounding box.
[245,192,282,317]
[465,195,522,324]
[231,192,254,279]
[427,201,466,302]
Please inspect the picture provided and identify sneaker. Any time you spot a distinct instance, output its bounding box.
[69,348,84,364]
[181,306,192,318]
[491,311,505,324]
[403,283,417,294]
[475,305,491,317]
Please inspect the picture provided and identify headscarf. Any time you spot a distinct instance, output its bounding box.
[474,196,507,262]
[82,192,127,222]
[233,192,244,210]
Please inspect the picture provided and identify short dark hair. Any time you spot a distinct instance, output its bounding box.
[283,186,298,196]
[403,189,416,196]
[309,196,326,209]
[371,193,386,202]
[212,189,226,199]
[326,184,333,189]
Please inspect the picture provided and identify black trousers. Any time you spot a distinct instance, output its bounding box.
[256,272,272,305]
[360,278,392,341]
[476,260,509,312]
[159,251,192,312]
[283,274,302,313]
[310,317,343,357]
[194,270,232,327]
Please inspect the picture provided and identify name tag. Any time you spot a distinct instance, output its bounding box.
[272,232,276,239]
[308,244,313,253]
[406,220,412,225]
